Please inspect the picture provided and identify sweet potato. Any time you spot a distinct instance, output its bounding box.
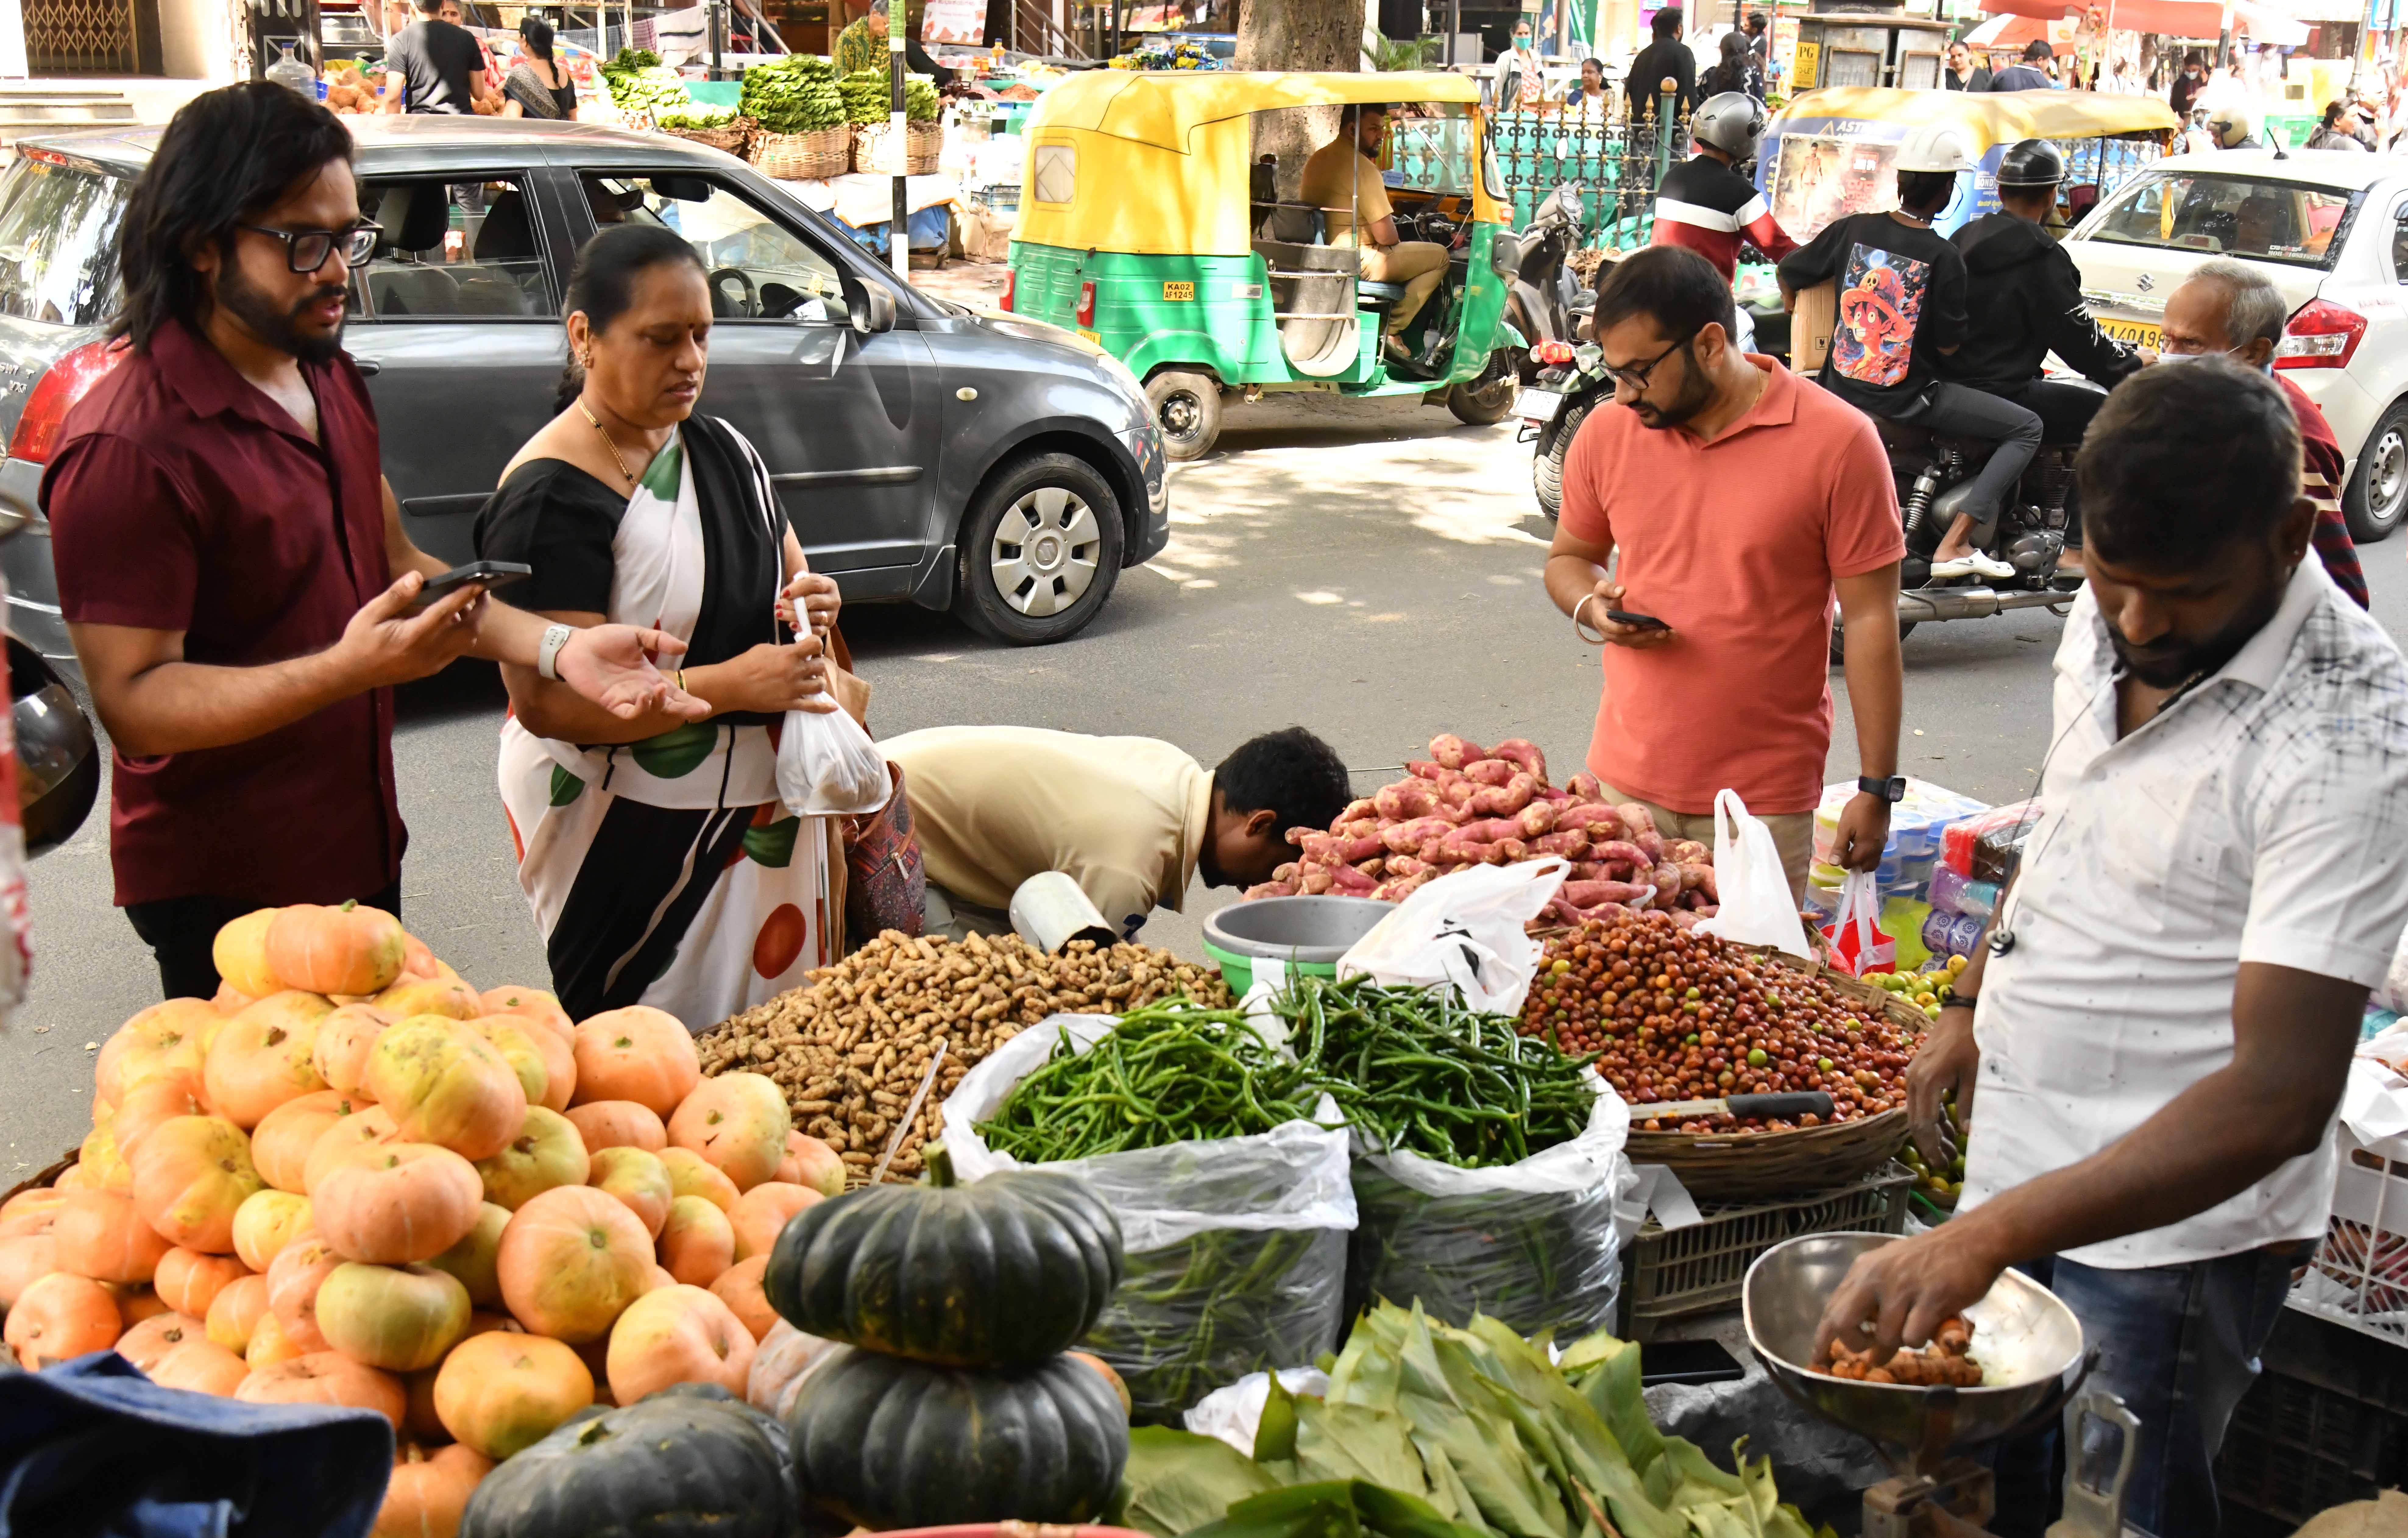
[1298,865,1335,895]
[1556,804,1626,837]
[1461,759,1517,788]
[1339,798,1378,825]
[1428,735,1486,771]
[1384,855,1430,879]
[1381,816,1454,855]
[1634,830,1667,862]
[1469,772,1538,817]
[1516,800,1559,839]
[1438,780,1476,812]
[1567,773,1603,802]
[1616,802,1659,837]
[1678,863,1718,900]
[1451,818,1524,845]
[1669,839,1709,865]
[1374,779,1442,820]
[1587,839,1650,871]
[1489,739,1548,782]
[1273,862,1299,883]
[1372,871,1434,902]
[1564,879,1655,908]
[1286,825,1319,847]
[1245,881,1298,900]
[1651,863,1684,907]
[1358,857,1385,880]
[1329,864,1375,894]
[1406,759,1443,782]
[1537,786,1570,804]
[1531,828,1588,859]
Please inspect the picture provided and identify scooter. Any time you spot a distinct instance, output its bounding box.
[1507,185,1589,380]
[1518,337,1611,521]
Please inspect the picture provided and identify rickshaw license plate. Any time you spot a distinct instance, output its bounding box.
[1163,281,1195,301]
[1514,389,1561,422]
[2100,318,2161,348]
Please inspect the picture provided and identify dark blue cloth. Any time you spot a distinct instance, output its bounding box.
[0,1353,392,1538]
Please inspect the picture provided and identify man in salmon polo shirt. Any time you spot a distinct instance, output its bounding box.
[1544,245,1905,899]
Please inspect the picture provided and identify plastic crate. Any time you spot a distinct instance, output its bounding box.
[2290,1127,2408,1345]
[2214,1303,2408,1537]
[1617,1162,1911,1341]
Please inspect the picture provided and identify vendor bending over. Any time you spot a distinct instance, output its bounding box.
[1301,104,1448,364]
[882,725,1351,941]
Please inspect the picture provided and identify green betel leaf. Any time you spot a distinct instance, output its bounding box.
[1255,1372,1301,1464]
[1113,1427,1280,1538]
[1185,1482,1369,1538]
[1293,1400,1429,1500]
[1414,1442,1493,1533]
[1397,1391,1565,1538]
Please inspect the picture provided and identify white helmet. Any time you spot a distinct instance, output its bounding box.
[2206,101,2258,148]
[1894,125,1974,174]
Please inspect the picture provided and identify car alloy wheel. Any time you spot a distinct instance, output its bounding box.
[988,485,1101,619]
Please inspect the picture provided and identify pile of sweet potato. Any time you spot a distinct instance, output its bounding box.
[1242,733,1721,927]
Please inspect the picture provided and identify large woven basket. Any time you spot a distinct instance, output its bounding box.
[852,119,942,175]
[664,115,756,157]
[1619,943,1923,1200]
[750,127,852,181]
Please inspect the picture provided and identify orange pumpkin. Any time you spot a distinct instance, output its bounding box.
[150,1336,251,1396]
[423,1202,510,1309]
[266,901,408,997]
[205,1272,271,1354]
[7,1271,121,1367]
[569,1008,699,1117]
[604,1284,754,1404]
[657,1196,735,1286]
[781,1132,847,1198]
[112,1283,173,1328]
[472,1019,549,1113]
[211,981,255,1015]
[474,1107,589,1211]
[478,1017,575,1113]
[310,1006,394,1098]
[131,1115,264,1253]
[314,1143,484,1264]
[316,1261,471,1372]
[494,1185,653,1343]
[54,1188,174,1283]
[51,1163,94,1192]
[231,1189,313,1273]
[728,1182,822,1263]
[586,1146,673,1239]
[95,999,216,1106]
[204,991,334,1129]
[237,1351,407,1429]
[154,1248,250,1319]
[564,1100,666,1155]
[304,1104,399,1194]
[252,1090,369,1195]
[373,978,481,1022]
[246,1306,306,1367]
[434,1330,595,1458]
[112,1069,213,1166]
[1,1186,65,1225]
[480,987,573,1042]
[265,1231,343,1352]
[365,1017,526,1162]
[375,1443,491,1538]
[211,908,284,1002]
[115,1309,207,1372]
[658,1148,739,1213]
[0,1234,59,1309]
[76,1121,132,1194]
[666,1073,791,1193]
[706,1255,777,1342]
[397,931,446,981]
[643,1264,676,1294]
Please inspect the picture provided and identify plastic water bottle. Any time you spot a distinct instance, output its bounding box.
[267,43,316,97]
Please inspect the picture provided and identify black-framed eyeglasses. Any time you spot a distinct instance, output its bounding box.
[1603,323,1702,392]
[236,222,383,273]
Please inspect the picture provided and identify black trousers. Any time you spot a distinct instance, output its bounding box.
[1983,377,2109,550]
[124,879,403,1001]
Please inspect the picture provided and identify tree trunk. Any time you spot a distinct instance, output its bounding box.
[1239,0,1366,198]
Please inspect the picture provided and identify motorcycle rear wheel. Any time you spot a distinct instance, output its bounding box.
[1533,401,1590,520]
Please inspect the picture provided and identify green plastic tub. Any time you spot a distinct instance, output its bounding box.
[1200,895,1393,995]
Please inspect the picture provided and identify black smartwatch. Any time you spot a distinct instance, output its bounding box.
[1858,775,1907,802]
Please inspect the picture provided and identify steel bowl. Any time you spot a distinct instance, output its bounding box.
[1203,895,1395,965]
[1743,1231,2086,1465]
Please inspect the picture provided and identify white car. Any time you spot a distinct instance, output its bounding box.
[2063,149,2408,541]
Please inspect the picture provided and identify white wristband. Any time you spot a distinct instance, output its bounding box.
[537,623,573,681]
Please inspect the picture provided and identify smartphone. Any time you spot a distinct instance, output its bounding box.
[1638,1338,1746,1387]
[410,560,530,610]
[1606,608,1671,633]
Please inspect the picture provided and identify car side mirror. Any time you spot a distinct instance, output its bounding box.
[852,284,896,335]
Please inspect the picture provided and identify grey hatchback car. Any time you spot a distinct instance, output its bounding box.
[0,115,1169,670]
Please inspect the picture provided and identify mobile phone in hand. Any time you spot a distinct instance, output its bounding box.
[410,560,531,611]
[1606,608,1671,632]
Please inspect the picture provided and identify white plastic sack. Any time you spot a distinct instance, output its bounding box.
[1184,1367,1332,1454]
[775,694,891,817]
[1695,788,1811,959]
[1337,857,1567,1016]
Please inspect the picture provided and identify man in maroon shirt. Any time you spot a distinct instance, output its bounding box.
[44,82,702,999]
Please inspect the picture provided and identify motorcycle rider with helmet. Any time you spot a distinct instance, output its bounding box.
[1650,92,1799,352]
[1946,137,2150,578]
[2206,100,2264,149]
[1777,124,2042,581]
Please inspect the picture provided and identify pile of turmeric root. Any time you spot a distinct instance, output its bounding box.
[1811,1315,1985,1387]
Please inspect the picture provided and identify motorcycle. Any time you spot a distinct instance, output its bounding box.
[1504,185,1589,374]
[1519,337,1610,520]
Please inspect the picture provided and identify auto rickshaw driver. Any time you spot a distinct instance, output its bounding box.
[1300,104,1450,364]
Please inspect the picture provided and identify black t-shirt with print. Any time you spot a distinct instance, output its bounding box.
[1777,210,1967,416]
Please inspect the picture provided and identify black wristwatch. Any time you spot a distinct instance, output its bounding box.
[1858,775,1907,803]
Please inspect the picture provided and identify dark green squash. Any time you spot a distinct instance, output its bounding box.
[459,1396,790,1538]
[786,1345,1129,1530]
[764,1142,1122,1369]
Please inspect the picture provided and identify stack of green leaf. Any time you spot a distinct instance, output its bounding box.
[1114,1302,1824,1538]
[600,52,695,119]
[655,103,738,131]
[739,54,847,134]
[839,69,942,124]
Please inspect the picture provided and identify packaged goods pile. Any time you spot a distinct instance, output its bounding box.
[698,932,1233,1181]
[1244,734,1716,926]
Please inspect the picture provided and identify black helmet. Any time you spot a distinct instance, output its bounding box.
[8,639,96,857]
[1995,138,2065,190]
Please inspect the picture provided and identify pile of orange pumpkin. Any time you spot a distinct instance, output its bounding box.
[0,900,846,1537]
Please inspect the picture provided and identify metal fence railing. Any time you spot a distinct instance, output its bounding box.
[1489,85,1690,251]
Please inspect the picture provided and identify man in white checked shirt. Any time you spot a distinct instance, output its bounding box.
[1811,360,2408,1536]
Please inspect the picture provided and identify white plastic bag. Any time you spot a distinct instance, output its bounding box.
[1184,1367,1332,1454]
[1695,788,1811,959]
[775,698,891,817]
[1337,857,1567,1015]
[1820,870,1896,978]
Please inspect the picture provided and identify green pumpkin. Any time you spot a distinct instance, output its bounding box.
[764,1143,1122,1369]
[786,1346,1129,1530]
[459,1396,790,1538]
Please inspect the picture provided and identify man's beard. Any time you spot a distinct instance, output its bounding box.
[1630,351,1713,431]
[218,260,347,365]
[2105,569,2286,689]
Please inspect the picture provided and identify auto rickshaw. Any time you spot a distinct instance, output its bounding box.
[1006,70,1523,460]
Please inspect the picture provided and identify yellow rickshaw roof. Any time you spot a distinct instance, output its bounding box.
[1025,69,1482,154]
[1776,87,2178,143]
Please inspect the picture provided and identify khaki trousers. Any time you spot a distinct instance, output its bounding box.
[1597,783,1816,905]
[1356,240,1449,331]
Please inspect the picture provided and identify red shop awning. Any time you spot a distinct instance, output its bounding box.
[1979,0,2228,34]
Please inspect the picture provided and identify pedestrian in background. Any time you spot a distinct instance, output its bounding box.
[382,0,497,113]
[1565,57,1611,118]
[1624,8,1697,126]
[2308,100,2369,150]
[1697,32,1763,101]
[1985,39,2057,90]
[44,83,693,999]
[2169,50,2207,116]
[1943,41,1991,91]
[1545,246,1904,899]
[499,14,575,119]
[1492,19,1546,114]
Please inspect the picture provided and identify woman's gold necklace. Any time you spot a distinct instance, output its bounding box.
[577,399,641,489]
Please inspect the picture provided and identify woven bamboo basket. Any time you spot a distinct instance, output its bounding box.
[1618,942,1924,1200]
[664,115,757,157]
[852,119,942,176]
[750,128,852,181]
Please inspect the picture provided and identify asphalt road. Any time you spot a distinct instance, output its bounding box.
[8,394,2404,1175]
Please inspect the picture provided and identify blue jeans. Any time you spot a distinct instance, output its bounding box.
[1991,1246,2305,1538]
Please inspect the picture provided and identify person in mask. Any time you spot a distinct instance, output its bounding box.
[1813,357,2408,1538]
[2169,49,2207,117]
[2158,261,2364,607]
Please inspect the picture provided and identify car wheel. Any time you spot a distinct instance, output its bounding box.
[1829,619,1915,664]
[1447,348,1518,426]
[1146,370,1222,462]
[2345,400,2408,543]
[953,452,1125,645]
[1532,401,1589,520]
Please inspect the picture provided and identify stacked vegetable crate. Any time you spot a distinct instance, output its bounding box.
[1617,1163,1912,1341]
[2215,1304,2408,1536]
